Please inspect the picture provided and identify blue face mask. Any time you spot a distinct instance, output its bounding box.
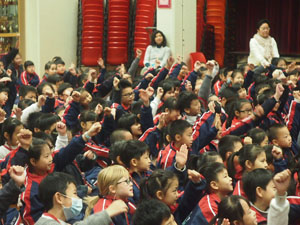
[61,194,83,221]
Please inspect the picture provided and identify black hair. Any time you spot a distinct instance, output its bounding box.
[24,60,34,70]
[79,110,97,123]
[157,97,178,114]
[231,69,243,80]
[218,86,239,101]
[18,99,35,110]
[256,19,270,30]
[19,85,37,98]
[256,88,274,105]
[131,100,143,115]
[263,145,275,165]
[109,140,127,163]
[110,129,132,145]
[39,172,76,211]
[187,152,222,172]
[271,57,287,67]
[268,123,287,142]
[243,168,273,203]
[118,113,139,133]
[36,113,60,132]
[150,30,167,47]
[219,135,242,161]
[177,91,199,114]
[28,138,49,167]
[0,118,22,145]
[53,57,65,65]
[47,74,63,84]
[169,120,192,142]
[209,195,250,225]
[140,169,177,201]
[227,144,265,179]
[158,79,175,101]
[248,128,267,146]
[119,140,149,168]
[37,82,55,95]
[200,162,227,193]
[0,83,9,94]
[27,112,43,132]
[44,61,56,70]
[78,73,88,87]
[33,132,54,145]
[133,199,171,225]
[225,98,251,128]
[119,78,132,91]
[57,83,72,95]
[212,67,231,86]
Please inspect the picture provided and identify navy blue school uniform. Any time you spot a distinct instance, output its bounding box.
[139,125,162,158]
[129,170,152,205]
[18,71,40,87]
[287,196,300,225]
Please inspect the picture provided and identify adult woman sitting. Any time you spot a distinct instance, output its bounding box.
[248,19,279,67]
[143,30,171,68]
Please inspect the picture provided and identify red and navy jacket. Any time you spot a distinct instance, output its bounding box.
[129,170,152,205]
[18,71,40,87]
[2,78,17,118]
[232,180,247,199]
[287,196,300,225]
[157,142,181,169]
[149,67,169,90]
[139,125,163,158]
[213,80,224,97]
[250,205,267,225]
[191,111,219,155]
[62,100,81,129]
[184,193,220,225]
[84,139,110,168]
[20,135,87,225]
[93,196,136,225]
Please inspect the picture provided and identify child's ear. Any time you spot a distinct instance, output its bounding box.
[225,152,233,161]
[34,128,40,133]
[80,122,86,129]
[165,108,170,114]
[210,181,219,191]
[109,185,116,195]
[175,134,181,142]
[130,158,138,168]
[245,160,253,171]
[184,108,190,114]
[44,129,51,135]
[256,186,263,198]
[3,132,9,141]
[166,134,171,143]
[271,139,279,146]
[232,220,240,225]
[54,192,63,205]
[234,110,240,118]
[30,158,37,167]
[155,190,164,201]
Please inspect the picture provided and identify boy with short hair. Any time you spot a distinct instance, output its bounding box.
[36,172,128,225]
[19,60,40,87]
[19,85,37,102]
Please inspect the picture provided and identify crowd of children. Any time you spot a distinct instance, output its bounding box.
[1,29,300,225]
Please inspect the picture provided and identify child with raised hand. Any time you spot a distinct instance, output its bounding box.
[0,165,25,224]
[36,172,128,225]
[209,195,257,225]
[228,144,268,198]
[185,162,233,225]
[85,165,136,225]
[20,122,102,225]
[0,118,23,159]
[139,167,206,224]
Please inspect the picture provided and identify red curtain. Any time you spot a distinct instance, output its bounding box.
[234,0,300,54]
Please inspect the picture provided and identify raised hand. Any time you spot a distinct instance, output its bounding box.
[187,169,202,183]
[88,68,98,83]
[165,56,175,69]
[95,104,103,115]
[243,136,252,145]
[175,144,188,170]
[272,146,283,160]
[136,48,142,58]
[71,91,81,102]
[83,150,96,160]
[273,169,291,196]
[17,129,32,150]
[86,122,102,137]
[56,121,67,136]
[37,95,46,107]
[97,58,105,68]
[106,200,128,218]
[156,87,164,100]
[274,83,284,101]
[13,107,22,121]
[157,112,167,130]
[9,166,26,187]
[194,60,201,72]
[113,77,120,90]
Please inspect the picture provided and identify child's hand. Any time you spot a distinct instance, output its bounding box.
[273,169,291,196]
[69,63,77,76]
[86,122,102,137]
[187,169,202,183]
[97,57,105,68]
[176,55,183,64]
[0,77,12,83]
[206,60,215,74]
[44,90,54,99]
[0,108,6,123]
[253,105,264,118]
[37,95,46,107]
[248,64,255,71]
[213,113,222,130]
[272,146,283,160]
[220,218,230,225]
[243,136,252,145]
[106,200,128,217]
[104,107,112,117]
[13,107,22,121]
[165,56,174,70]
[6,69,12,77]
[17,129,32,150]
[95,104,103,115]
[287,61,296,73]
[175,144,188,170]
[139,87,154,107]
[145,73,154,81]
[154,58,161,69]
[156,87,164,99]
[157,112,167,130]
[136,48,142,58]
[113,77,120,90]
[9,165,25,187]
[71,91,81,102]
[194,60,201,72]
[274,83,284,101]
[84,150,96,160]
[56,121,67,136]
[119,64,126,77]
[293,90,300,102]
[185,80,192,92]
[88,68,98,83]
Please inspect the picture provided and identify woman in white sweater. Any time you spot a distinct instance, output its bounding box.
[143,30,171,68]
[248,19,279,67]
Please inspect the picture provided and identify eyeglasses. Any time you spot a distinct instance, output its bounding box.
[117,178,132,185]
[239,109,253,113]
[122,92,134,97]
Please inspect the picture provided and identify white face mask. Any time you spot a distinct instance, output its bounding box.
[60,194,83,221]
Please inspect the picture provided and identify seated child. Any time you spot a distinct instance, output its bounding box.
[19,60,40,87]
